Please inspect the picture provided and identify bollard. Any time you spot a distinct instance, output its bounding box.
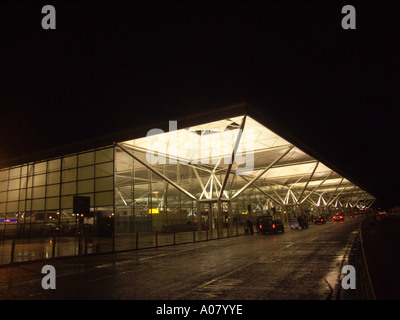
[136,231,139,250]
[193,229,196,242]
[155,230,158,248]
[173,231,176,245]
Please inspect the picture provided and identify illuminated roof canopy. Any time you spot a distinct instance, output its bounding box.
[117,114,375,209]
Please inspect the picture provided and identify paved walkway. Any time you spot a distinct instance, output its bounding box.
[0,227,246,266]
[0,218,361,300]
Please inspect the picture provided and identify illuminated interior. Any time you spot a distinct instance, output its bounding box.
[0,114,375,236]
[114,114,375,233]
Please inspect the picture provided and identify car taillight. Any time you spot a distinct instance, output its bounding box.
[272,224,276,229]
[340,216,343,219]
[321,219,323,221]
[259,225,262,229]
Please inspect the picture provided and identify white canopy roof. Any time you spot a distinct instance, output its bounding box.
[118,114,374,208]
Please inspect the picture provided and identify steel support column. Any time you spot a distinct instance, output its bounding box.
[300,171,333,204]
[297,161,319,203]
[231,146,294,199]
[219,115,247,200]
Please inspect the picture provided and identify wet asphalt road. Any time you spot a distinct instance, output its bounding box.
[0,217,361,300]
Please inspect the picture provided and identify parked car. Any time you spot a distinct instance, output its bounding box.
[257,216,284,234]
[333,213,345,222]
[312,215,327,224]
[289,218,300,229]
[289,216,309,230]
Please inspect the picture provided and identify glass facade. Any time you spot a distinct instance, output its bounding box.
[0,114,375,241]
[0,147,114,237]
[115,146,197,234]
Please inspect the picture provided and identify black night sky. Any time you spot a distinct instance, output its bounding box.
[0,1,399,209]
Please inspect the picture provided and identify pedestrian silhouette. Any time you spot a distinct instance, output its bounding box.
[246,220,254,234]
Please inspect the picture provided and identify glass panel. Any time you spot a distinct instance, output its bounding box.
[19,188,26,200]
[8,179,20,190]
[95,191,113,206]
[33,174,46,187]
[46,184,60,197]
[78,180,94,194]
[95,176,113,192]
[7,190,19,201]
[46,197,59,210]
[0,191,7,202]
[61,182,76,195]
[115,148,134,234]
[32,186,46,199]
[0,180,8,192]
[18,200,26,211]
[95,148,113,163]
[34,162,47,174]
[0,169,9,181]
[27,174,33,188]
[32,198,45,211]
[20,165,28,177]
[61,196,73,209]
[63,155,77,169]
[62,169,77,182]
[25,199,31,211]
[26,187,32,199]
[6,201,18,213]
[78,166,94,180]
[47,159,61,172]
[78,152,95,167]
[20,177,27,189]
[47,171,60,184]
[95,162,113,177]
[9,167,21,179]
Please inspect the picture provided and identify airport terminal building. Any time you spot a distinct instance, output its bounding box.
[0,104,375,237]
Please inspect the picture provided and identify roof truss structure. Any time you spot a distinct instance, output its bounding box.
[116,114,375,210]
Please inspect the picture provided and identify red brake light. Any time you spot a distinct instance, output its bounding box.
[259,225,262,229]
[340,216,343,219]
[272,224,276,229]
